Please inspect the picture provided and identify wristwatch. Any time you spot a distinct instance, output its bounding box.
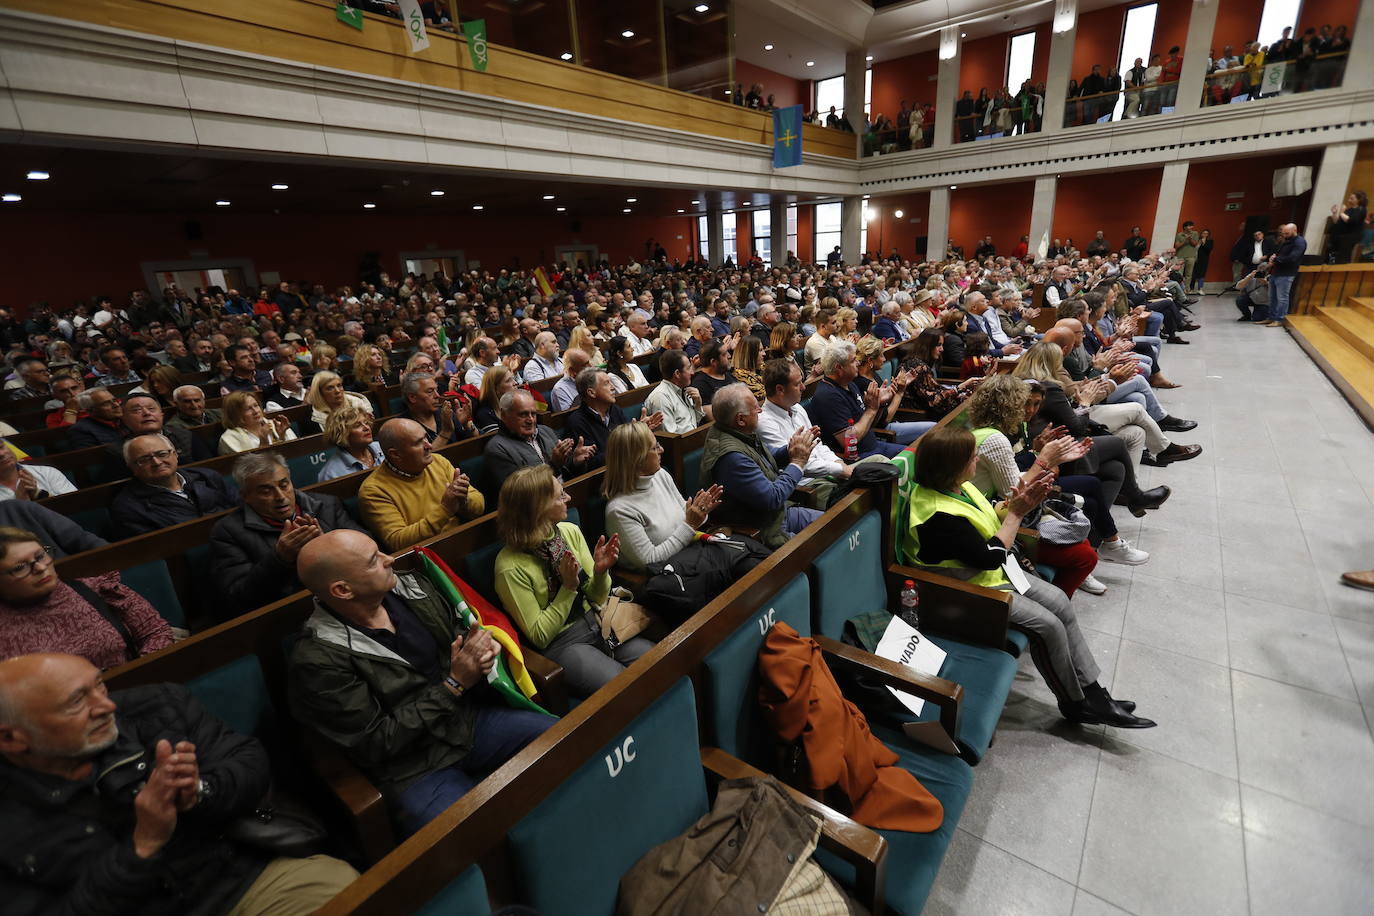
[194,776,212,806]
[443,675,466,697]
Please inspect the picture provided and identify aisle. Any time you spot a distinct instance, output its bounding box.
[924,295,1374,916]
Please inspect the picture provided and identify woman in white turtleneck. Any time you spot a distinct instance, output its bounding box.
[603,421,723,571]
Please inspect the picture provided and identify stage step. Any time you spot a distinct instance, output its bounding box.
[1287,314,1374,431]
[1316,305,1374,363]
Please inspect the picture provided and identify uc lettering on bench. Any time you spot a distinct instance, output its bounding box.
[756,607,776,636]
[604,736,637,777]
[848,530,861,551]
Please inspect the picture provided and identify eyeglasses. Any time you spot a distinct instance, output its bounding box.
[3,546,54,579]
[132,448,175,467]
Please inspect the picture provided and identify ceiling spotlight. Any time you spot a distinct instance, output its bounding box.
[805,60,815,67]
[862,195,870,200]
[724,90,731,95]
[363,202,377,209]
[763,43,774,51]
[694,3,709,11]
[215,200,231,206]
[26,171,49,181]
[677,208,685,213]
[623,208,632,213]
[621,30,635,38]
[961,32,967,38]
[725,209,734,215]
[556,206,567,212]
[1,193,21,203]
[949,185,957,190]
[430,190,445,196]
[270,183,288,190]
[472,204,484,210]
[691,199,700,204]
[866,55,874,62]
[543,195,556,200]
[894,209,904,218]
[626,197,637,202]
[560,52,573,61]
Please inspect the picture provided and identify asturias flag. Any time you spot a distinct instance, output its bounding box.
[772,105,803,168]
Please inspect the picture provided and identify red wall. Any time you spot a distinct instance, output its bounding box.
[734,60,808,110]
[1152,0,1194,57]
[949,182,1035,254]
[870,50,939,125]
[960,33,1010,95]
[869,192,931,259]
[1298,0,1359,35]
[1213,0,1265,53]
[796,206,814,263]
[1072,6,1127,78]
[1053,168,1163,253]
[0,208,695,308]
[1178,151,1321,280]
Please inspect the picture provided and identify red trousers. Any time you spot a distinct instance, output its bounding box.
[1036,540,1098,598]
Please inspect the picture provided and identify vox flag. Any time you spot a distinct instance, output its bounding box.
[334,3,364,31]
[772,105,803,168]
[397,0,430,53]
[462,19,489,72]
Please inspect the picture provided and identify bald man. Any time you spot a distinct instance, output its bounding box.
[287,530,553,836]
[0,653,356,913]
[357,418,485,552]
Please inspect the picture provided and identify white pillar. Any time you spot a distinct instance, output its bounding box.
[707,205,725,267]
[1041,0,1077,134]
[1150,162,1190,257]
[933,27,961,149]
[769,199,788,266]
[927,188,951,261]
[844,51,867,156]
[1303,142,1360,254]
[1342,1,1374,88]
[1171,0,1219,116]
[1028,175,1058,259]
[841,196,864,265]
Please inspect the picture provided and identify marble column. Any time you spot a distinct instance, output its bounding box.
[1303,142,1360,254]
[1041,0,1077,134]
[841,196,864,265]
[1149,161,1190,257]
[707,205,725,267]
[1028,175,1058,259]
[926,187,951,261]
[844,50,868,156]
[1171,0,1220,116]
[934,27,961,149]
[769,199,788,266]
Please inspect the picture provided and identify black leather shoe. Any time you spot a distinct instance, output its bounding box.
[1166,335,1190,345]
[1127,485,1171,516]
[1059,698,1158,729]
[1159,416,1198,432]
[1154,443,1202,465]
[1182,323,1202,331]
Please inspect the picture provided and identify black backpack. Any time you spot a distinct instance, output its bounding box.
[641,535,771,624]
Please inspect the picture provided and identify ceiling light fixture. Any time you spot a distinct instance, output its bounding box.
[363,202,377,209]
[543,194,556,200]
[1,193,21,203]
[560,52,573,60]
[694,3,709,11]
[623,208,632,213]
[26,171,49,181]
[691,199,700,204]
[949,185,957,190]
[961,32,967,37]
[805,60,815,67]
[430,190,445,196]
[894,209,904,218]
[621,29,635,38]
[866,55,873,62]
[270,183,289,190]
[472,204,484,210]
[677,208,685,213]
[763,43,774,51]
[556,206,567,212]
[215,200,231,206]
[626,197,637,202]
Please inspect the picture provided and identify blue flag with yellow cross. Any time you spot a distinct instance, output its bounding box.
[772,105,803,168]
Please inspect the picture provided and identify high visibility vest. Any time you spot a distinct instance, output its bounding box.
[907,481,1009,588]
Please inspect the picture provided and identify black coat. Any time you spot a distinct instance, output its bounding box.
[111,467,239,538]
[0,684,272,916]
[1229,235,1275,264]
[208,490,365,620]
[562,403,625,472]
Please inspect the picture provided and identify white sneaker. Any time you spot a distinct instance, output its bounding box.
[1098,537,1149,565]
[1079,574,1108,595]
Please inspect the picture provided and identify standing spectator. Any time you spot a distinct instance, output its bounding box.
[1262,223,1307,326]
[1173,220,1201,287]
[1328,190,1368,263]
[1190,229,1214,291]
[1159,46,1183,108]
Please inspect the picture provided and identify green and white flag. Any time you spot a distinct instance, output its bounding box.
[334,3,364,30]
[397,0,430,53]
[462,19,489,72]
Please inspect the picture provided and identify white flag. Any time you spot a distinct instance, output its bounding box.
[397,0,430,53]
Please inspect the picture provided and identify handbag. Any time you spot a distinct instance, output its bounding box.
[225,794,328,857]
[1036,495,1092,545]
[594,586,654,649]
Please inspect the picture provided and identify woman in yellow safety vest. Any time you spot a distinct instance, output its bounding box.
[906,425,1156,730]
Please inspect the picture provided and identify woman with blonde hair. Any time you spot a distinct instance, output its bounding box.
[131,364,183,407]
[219,391,297,454]
[349,342,391,391]
[604,422,722,571]
[316,404,382,481]
[566,325,602,367]
[494,464,652,697]
[306,369,372,427]
[730,335,766,401]
[835,307,859,341]
[476,364,519,432]
[310,343,338,374]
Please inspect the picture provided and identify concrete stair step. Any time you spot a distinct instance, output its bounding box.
[1316,305,1374,363]
[1287,315,1374,430]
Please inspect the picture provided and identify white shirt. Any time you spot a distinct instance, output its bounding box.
[1252,240,1266,264]
[644,380,704,434]
[619,327,657,358]
[464,363,491,388]
[757,399,844,484]
[0,463,77,500]
[521,354,564,383]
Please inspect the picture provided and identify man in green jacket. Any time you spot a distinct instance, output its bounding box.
[1173,220,1201,287]
[288,529,554,836]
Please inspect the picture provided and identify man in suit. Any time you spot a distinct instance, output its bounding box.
[963,292,1024,357]
[871,301,906,342]
[1229,229,1276,283]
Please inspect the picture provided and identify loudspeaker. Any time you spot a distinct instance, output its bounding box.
[184,220,203,240]
[1272,166,1312,198]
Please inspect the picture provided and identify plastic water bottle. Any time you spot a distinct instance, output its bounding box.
[842,420,859,461]
[900,579,920,629]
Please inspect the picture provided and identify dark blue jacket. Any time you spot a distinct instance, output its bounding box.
[1270,235,1307,276]
[110,467,239,538]
[871,317,904,342]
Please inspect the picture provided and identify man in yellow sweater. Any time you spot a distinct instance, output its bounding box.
[359,418,486,551]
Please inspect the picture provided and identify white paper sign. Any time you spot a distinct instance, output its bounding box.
[397,0,431,53]
[874,616,948,716]
[1003,555,1032,594]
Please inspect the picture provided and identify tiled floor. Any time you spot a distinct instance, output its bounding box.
[925,296,1374,916]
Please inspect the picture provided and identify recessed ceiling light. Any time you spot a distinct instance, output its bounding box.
[961,32,967,37]
[363,202,377,209]
[543,194,556,200]
[472,204,484,210]
[626,197,637,202]
[26,171,49,181]
[949,185,958,190]
[1,193,21,203]
[623,208,632,213]
[691,199,700,204]
[694,3,709,11]
[805,60,815,67]
[270,183,288,190]
[724,90,731,95]
[560,52,573,61]
[430,190,445,196]
[894,209,904,218]
[725,209,733,215]
[621,30,635,38]
[215,200,231,206]
[763,43,774,51]
[677,209,685,213]
[866,55,873,62]
[862,195,870,200]
[556,206,567,212]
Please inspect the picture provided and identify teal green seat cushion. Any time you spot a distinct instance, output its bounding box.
[415,864,489,916]
[507,679,708,916]
[1006,628,1029,656]
[813,734,973,915]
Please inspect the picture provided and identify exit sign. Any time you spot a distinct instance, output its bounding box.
[1225,203,1242,211]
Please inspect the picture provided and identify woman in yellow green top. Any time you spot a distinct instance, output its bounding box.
[906,426,1155,730]
[494,464,656,698]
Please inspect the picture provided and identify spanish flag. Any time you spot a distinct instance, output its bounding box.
[533,266,554,298]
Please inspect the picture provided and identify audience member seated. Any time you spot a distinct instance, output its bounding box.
[484,391,595,497]
[808,341,906,459]
[306,370,372,428]
[729,335,766,401]
[218,343,272,396]
[548,348,591,412]
[0,441,76,500]
[899,328,980,415]
[473,365,517,433]
[348,342,393,391]
[645,350,706,433]
[102,393,214,466]
[317,405,383,482]
[494,465,653,697]
[563,369,663,472]
[700,383,821,548]
[906,427,1155,728]
[44,371,85,429]
[359,418,485,553]
[603,422,723,572]
[209,453,366,617]
[0,652,359,912]
[0,529,173,667]
[5,357,51,402]
[520,331,564,384]
[111,434,239,538]
[262,361,310,412]
[756,358,856,500]
[853,337,933,443]
[0,500,106,558]
[604,336,649,394]
[218,391,297,455]
[401,371,475,445]
[691,339,736,407]
[67,387,125,450]
[164,384,222,431]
